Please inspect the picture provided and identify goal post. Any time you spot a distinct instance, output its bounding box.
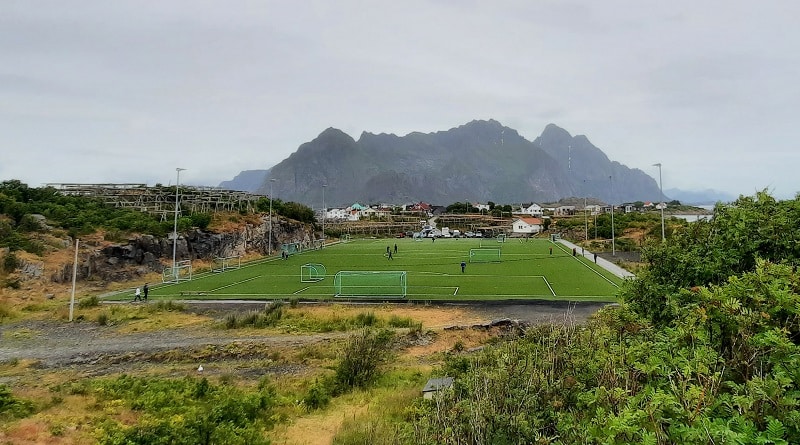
[211,255,241,273]
[469,248,502,263]
[334,271,407,298]
[496,234,507,243]
[301,263,327,282]
[162,260,193,283]
[340,233,351,243]
[281,242,302,256]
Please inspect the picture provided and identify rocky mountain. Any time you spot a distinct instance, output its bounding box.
[225,120,664,206]
[218,169,270,193]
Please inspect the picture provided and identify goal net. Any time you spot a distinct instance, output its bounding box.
[301,263,327,282]
[211,255,241,273]
[334,271,407,298]
[282,242,302,256]
[340,233,351,243]
[162,260,193,283]
[469,248,502,263]
[413,232,424,241]
[496,234,507,243]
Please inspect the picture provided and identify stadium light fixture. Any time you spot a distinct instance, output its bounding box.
[653,163,665,241]
[172,168,186,281]
[269,178,276,255]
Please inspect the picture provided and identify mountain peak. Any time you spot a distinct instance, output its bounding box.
[540,123,573,143]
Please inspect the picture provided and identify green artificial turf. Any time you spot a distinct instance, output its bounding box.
[114,237,623,302]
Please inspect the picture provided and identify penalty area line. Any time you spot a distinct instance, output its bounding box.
[210,275,262,293]
[453,287,459,296]
[542,276,556,297]
[294,287,310,294]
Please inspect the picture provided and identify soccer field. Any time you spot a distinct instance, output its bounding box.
[135,237,623,302]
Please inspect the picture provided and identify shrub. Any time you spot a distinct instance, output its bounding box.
[78,295,99,309]
[333,329,394,391]
[0,384,35,419]
[96,312,109,326]
[2,252,18,273]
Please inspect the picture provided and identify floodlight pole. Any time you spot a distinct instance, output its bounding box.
[69,238,78,322]
[172,168,185,281]
[269,178,276,255]
[322,184,327,248]
[610,175,616,257]
[653,163,665,241]
[584,196,588,241]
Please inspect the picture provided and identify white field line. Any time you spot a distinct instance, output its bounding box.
[294,286,310,294]
[209,275,262,293]
[569,255,619,287]
[453,287,459,296]
[542,276,557,296]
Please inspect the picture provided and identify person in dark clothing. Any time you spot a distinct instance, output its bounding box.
[572,248,576,256]
[461,261,466,273]
[593,253,598,263]
[143,283,149,301]
[549,246,553,255]
[394,244,398,254]
[388,251,393,260]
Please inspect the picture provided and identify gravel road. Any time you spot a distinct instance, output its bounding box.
[0,301,608,370]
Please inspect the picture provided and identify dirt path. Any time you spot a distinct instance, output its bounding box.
[0,301,607,369]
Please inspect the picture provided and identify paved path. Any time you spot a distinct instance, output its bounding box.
[556,239,635,279]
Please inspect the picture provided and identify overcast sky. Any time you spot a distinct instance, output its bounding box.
[2,1,799,199]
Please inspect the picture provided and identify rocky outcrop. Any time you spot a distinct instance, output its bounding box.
[50,215,315,284]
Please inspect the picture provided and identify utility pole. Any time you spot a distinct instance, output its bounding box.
[610,175,615,257]
[268,178,276,255]
[653,163,665,241]
[172,168,185,282]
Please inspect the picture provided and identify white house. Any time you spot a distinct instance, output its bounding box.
[554,206,576,216]
[326,208,348,220]
[585,204,602,215]
[520,203,543,217]
[512,217,544,234]
[473,203,490,212]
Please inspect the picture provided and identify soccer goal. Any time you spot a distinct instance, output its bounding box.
[162,260,193,283]
[334,271,407,298]
[496,234,507,243]
[282,242,302,256]
[301,263,327,282]
[340,233,351,243]
[469,248,502,263]
[413,232,424,241]
[211,255,241,273]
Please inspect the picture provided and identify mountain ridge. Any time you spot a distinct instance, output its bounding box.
[221,120,665,207]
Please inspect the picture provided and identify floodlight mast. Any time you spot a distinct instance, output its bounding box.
[610,175,616,257]
[172,168,185,282]
[653,163,665,241]
[269,178,276,256]
[322,184,327,248]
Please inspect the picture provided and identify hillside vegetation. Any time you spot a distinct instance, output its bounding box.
[2,187,799,444]
[397,191,800,444]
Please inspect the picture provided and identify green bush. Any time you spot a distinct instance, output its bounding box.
[78,295,99,309]
[94,376,275,445]
[2,252,18,273]
[0,384,35,419]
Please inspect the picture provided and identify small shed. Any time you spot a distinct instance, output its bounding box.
[422,377,454,399]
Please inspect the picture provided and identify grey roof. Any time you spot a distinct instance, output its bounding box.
[423,377,454,393]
